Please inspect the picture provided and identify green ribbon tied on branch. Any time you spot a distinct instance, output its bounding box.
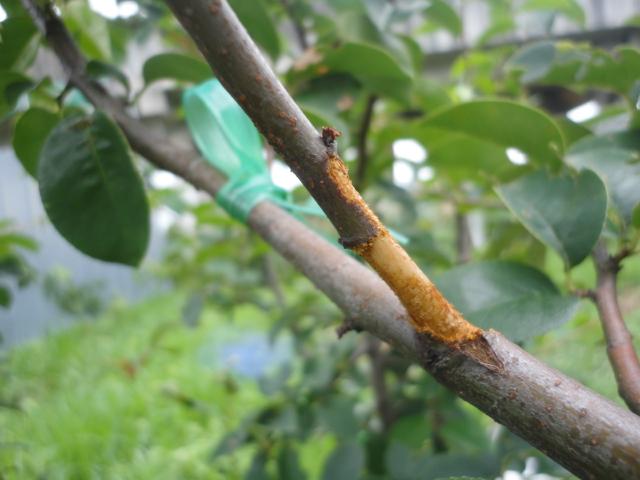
[183,79,324,222]
[183,79,408,244]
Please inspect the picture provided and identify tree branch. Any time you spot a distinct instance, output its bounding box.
[355,94,377,190]
[366,336,395,432]
[279,0,308,51]
[22,1,640,476]
[454,211,472,264]
[592,242,640,415]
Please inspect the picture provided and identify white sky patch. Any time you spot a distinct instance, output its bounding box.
[343,146,358,162]
[89,0,139,19]
[150,170,182,189]
[393,160,414,188]
[0,5,7,22]
[567,100,602,123]
[506,147,528,165]
[271,160,301,192]
[153,206,178,232]
[417,166,434,182]
[393,139,427,164]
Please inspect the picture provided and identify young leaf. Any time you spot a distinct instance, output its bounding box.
[38,112,150,266]
[496,169,607,267]
[142,53,211,86]
[435,261,580,342]
[12,107,60,178]
[278,445,307,480]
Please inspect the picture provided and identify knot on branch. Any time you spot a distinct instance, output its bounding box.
[336,317,362,339]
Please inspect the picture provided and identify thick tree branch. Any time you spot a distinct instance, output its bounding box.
[165,0,488,359]
[22,1,640,476]
[592,242,640,415]
[355,94,377,190]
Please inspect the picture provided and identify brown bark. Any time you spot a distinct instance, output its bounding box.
[21,1,640,476]
[593,243,640,415]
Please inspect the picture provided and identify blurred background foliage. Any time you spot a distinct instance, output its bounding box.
[1,0,640,478]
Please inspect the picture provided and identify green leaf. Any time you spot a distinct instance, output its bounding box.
[246,451,269,480]
[506,41,556,83]
[420,100,565,167]
[0,283,10,308]
[12,107,60,178]
[142,53,211,86]
[278,445,307,480]
[423,0,462,36]
[555,117,591,147]
[228,0,280,59]
[322,443,364,480]
[435,261,580,342]
[496,169,607,267]
[86,60,130,96]
[63,1,111,60]
[0,71,33,119]
[38,112,150,266]
[566,133,640,225]
[323,42,413,102]
[521,0,585,26]
[0,16,39,71]
[633,203,640,228]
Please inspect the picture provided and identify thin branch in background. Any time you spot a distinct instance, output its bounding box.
[366,336,395,432]
[279,0,308,51]
[355,94,378,191]
[454,210,473,264]
[592,241,640,415]
[262,254,286,308]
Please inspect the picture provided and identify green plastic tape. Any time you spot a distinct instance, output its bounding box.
[183,79,407,244]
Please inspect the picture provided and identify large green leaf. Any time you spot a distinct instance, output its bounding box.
[38,112,150,266]
[12,107,60,178]
[322,442,364,480]
[0,16,39,71]
[142,53,212,86]
[419,100,565,167]
[435,261,580,342]
[228,0,280,59]
[496,169,607,267]
[566,133,640,225]
[323,42,413,102]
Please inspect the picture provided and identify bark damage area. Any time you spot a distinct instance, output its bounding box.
[322,135,501,371]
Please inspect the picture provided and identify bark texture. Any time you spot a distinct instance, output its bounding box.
[22,1,640,476]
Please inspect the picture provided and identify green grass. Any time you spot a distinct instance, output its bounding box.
[0,293,268,479]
